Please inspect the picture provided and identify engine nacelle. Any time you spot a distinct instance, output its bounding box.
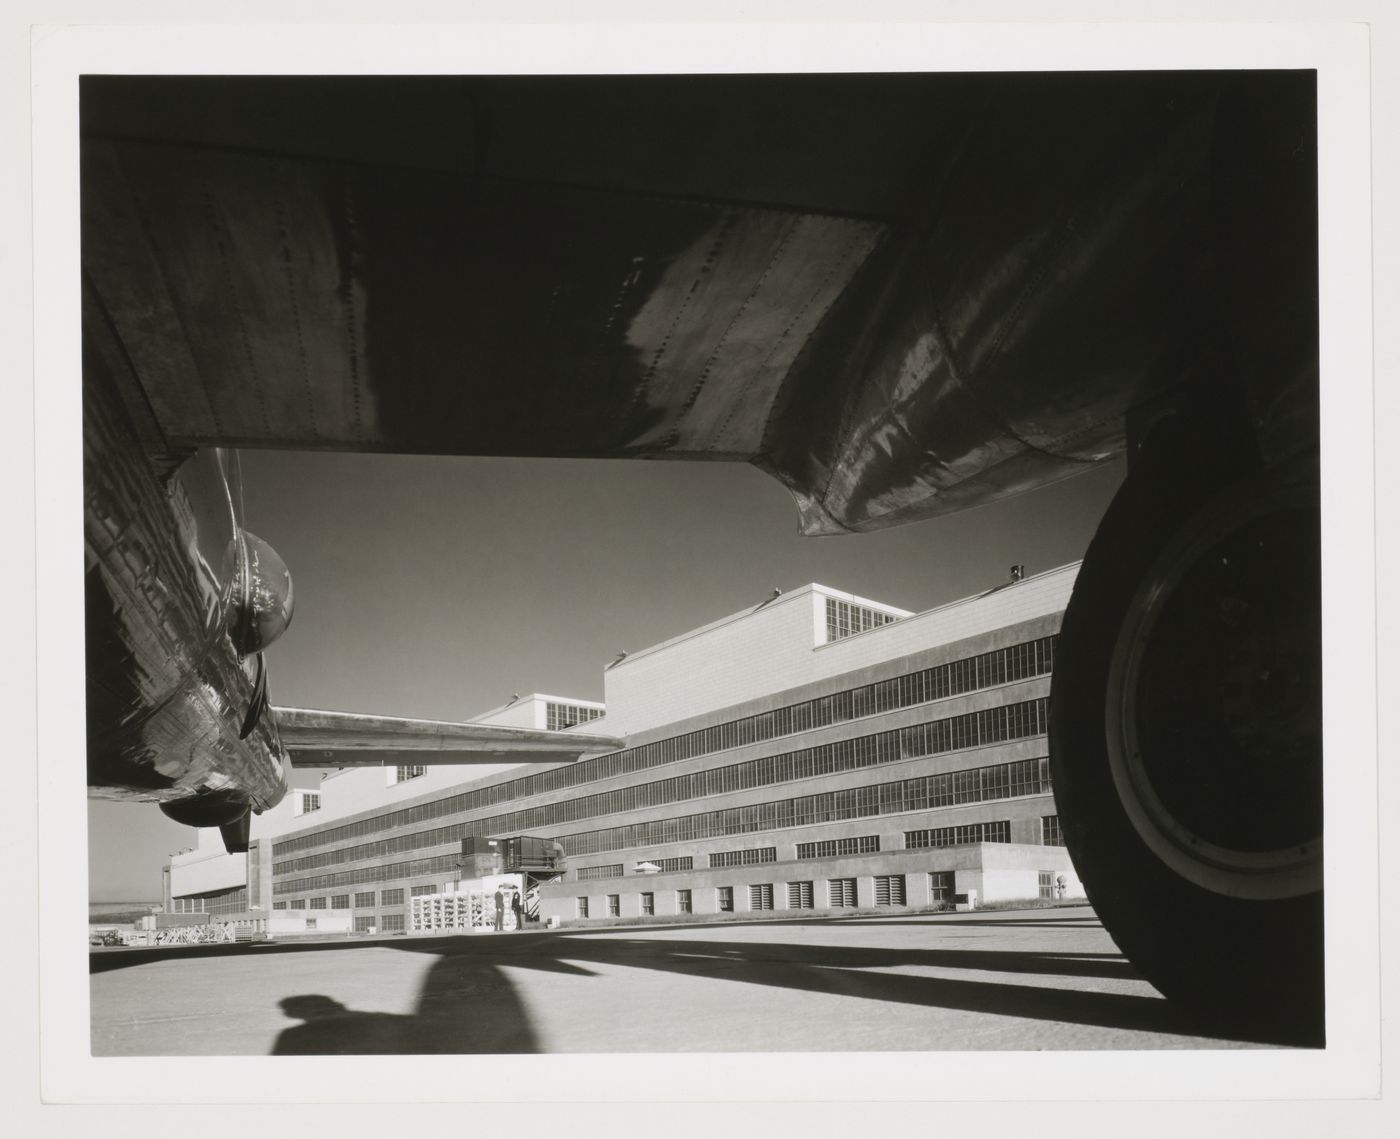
[227,532,294,656]
[158,788,251,828]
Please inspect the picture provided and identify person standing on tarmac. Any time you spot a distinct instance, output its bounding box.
[493,887,505,932]
[511,890,524,931]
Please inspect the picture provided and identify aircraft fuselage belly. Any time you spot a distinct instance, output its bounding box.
[80,73,1316,538]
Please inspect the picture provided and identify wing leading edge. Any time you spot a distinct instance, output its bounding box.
[272,706,623,768]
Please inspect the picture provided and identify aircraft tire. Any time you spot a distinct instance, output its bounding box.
[1048,459,1323,1045]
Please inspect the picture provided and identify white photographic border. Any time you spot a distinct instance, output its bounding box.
[23,8,1382,1124]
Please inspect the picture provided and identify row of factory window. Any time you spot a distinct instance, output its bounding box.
[272,637,1057,857]
[272,887,406,910]
[578,856,693,881]
[167,886,247,915]
[576,874,924,918]
[576,863,627,881]
[825,597,900,641]
[272,751,1053,896]
[573,836,881,880]
[267,892,399,910]
[279,873,1049,925]
[273,854,464,896]
[268,911,415,935]
[273,698,1049,877]
[547,702,605,731]
[569,820,1059,880]
[794,835,881,859]
[265,818,1063,907]
[359,915,404,933]
[551,756,1052,859]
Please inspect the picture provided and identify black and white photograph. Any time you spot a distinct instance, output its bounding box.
[17,6,1390,1127]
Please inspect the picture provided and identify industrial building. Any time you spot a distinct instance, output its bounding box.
[165,566,1084,937]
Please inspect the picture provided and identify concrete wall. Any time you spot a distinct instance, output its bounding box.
[811,566,1076,680]
[249,838,273,910]
[602,568,1077,736]
[152,911,209,928]
[602,588,825,736]
[537,841,1082,923]
[168,826,247,896]
[472,695,545,730]
[475,693,607,731]
[267,911,352,936]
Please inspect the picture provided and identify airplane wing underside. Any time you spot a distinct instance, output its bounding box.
[271,707,624,768]
[81,73,1249,534]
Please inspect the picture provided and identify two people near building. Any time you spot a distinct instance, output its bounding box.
[492,887,526,932]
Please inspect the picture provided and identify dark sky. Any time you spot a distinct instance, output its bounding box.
[88,449,1125,901]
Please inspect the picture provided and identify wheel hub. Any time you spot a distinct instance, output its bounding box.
[1105,478,1322,900]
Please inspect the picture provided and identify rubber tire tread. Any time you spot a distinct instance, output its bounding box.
[1048,467,1323,1046]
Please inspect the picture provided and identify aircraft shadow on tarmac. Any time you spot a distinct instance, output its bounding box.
[273,995,438,1055]
[125,926,1307,1055]
[92,911,1311,1053]
[874,918,1107,930]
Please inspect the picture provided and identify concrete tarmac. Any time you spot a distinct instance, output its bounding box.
[89,905,1290,1054]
